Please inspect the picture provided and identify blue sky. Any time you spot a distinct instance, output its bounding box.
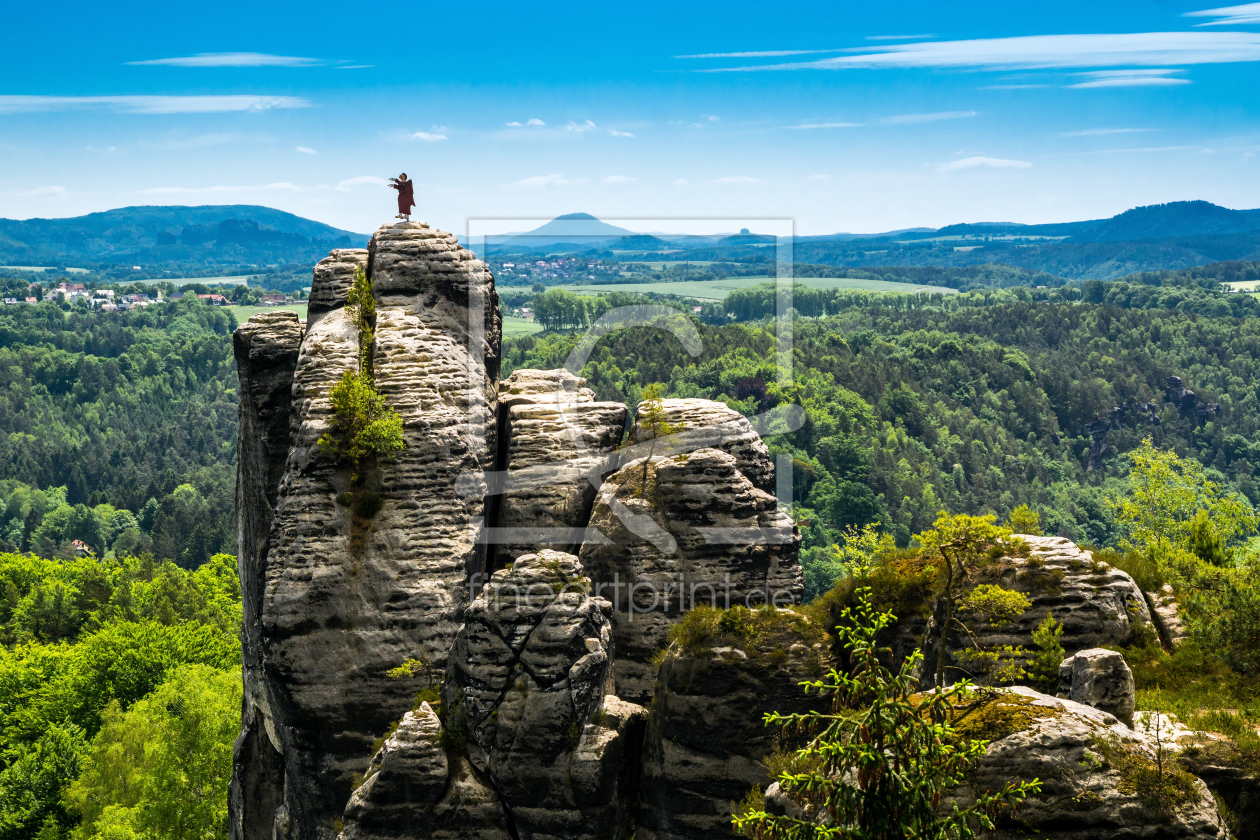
[3,0,1260,235]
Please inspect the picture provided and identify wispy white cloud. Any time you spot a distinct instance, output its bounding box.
[608,129,635,137]
[866,34,936,40]
[1080,145,1201,154]
[505,121,523,127]
[713,175,758,183]
[940,156,1032,170]
[705,114,720,121]
[701,32,1260,72]
[528,118,545,125]
[126,52,323,67]
[785,121,865,129]
[566,120,597,132]
[880,110,977,124]
[602,175,635,183]
[412,131,447,141]
[673,178,689,187]
[1185,3,1260,26]
[142,182,304,194]
[1055,127,1155,137]
[336,175,389,191]
[0,95,311,114]
[296,146,317,154]
[1068,69,1190,88]
[677,48,843,58]
[19,186,67,197]
[511,173,571,186]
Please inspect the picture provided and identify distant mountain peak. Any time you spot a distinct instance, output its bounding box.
[553,212,600,221]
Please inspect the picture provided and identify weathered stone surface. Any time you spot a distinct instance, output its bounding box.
[499,367,594,411]
[235,222,501,840]
[338,704,512,840]
[1058,648,1136,726]
[626,398,775,494]
[949,688,1230,840]
[912,535,1156,689]
[580,449,802,705]
[638,618,828,840]
[446,550,647,840]
[230,310,303,840]
[1146,584,1189,650]
[490,370,628,568]
[309,249,368,312]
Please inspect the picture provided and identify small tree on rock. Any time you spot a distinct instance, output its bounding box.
[733,585,1040,840]
[634,384,684,497]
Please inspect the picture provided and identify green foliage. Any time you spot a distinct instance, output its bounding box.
[663,605,825,665]
[1027,614,1065,692]
[634,384,684,497]
[1006,504,1042,535]
[1109,438,1257,555]
[0,550,242,836]
[64,664,241,840]
[318,267,405,467]
[732,586,1039,839]
[957,584,1031,625]
[1090,725,1199,816]
[319,371,405,463]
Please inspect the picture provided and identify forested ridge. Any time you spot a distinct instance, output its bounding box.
[0,299,238,566]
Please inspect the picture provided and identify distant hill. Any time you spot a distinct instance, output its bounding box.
[0,205,368,267]
[1072,201,1260,242]
[496,213,635,248]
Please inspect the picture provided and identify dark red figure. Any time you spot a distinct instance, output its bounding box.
[389,174,415,221]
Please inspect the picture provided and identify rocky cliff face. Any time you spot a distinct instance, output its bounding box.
[490,368,627,569]
[231,222,501,840]
[579,447,802,704]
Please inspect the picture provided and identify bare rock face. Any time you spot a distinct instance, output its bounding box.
[1058,648,1137,727]
[626,398,775,494]
[338,705,512,840]
[308,249,369,312]
[236,222,501,840]
[231,310,303,840]
[491,369,628,569]
[950,688,1230,840]
[445,550,647,840]
[914,535,1156,689]
[580,449,802,704]
[638,615,829,840]
[1145,584,1188,650]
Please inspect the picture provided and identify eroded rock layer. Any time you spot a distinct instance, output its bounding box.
[231,310,303,840]
[579,448,802,704]
[444,550,647,840]
[491,369,628,569]
[626,398,776,494]
[308,249,368,312]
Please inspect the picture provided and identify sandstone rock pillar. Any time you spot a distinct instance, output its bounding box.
[232,223,501,840]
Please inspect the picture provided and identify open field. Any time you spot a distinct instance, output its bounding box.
[557,275,959,301]
[229,304,307,322]
[0,265,89,274]
[502,315,543,337]
[1224,279,1260,292]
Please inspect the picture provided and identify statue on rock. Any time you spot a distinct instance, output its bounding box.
[389,173,415,221]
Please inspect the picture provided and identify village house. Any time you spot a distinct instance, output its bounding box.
[197,294,228,306]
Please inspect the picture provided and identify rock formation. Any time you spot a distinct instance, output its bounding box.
[638,612,828,840]
[580,447,802,704]
[231,221,501,840]
[231,309,304,840]
[443,550,646,840]
[489,369,628,569]
[625,398,776,494]
[1145,584,1188,650]
[1058,647,1136,726]
[235,228,1234,840]
[951,688,1229,840]
[913,535,1156,688]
